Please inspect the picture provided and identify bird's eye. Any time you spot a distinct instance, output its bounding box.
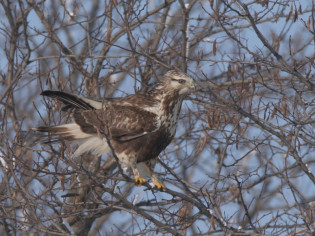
[178,79,186,84]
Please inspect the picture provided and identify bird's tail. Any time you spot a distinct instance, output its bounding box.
[32,124,92,144]
[32,124,109,157]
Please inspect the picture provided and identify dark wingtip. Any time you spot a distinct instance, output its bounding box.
[39,90,95,110]
[40,90,59,97]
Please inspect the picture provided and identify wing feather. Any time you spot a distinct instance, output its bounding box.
[73,105,159,142]
[41,90,101,110]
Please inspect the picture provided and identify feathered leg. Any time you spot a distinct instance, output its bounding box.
[136,161,166,190]
[132,164,146,185]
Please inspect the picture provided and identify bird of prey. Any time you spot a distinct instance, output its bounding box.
[33,70,194,190]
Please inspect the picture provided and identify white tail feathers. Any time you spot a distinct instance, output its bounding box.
[33,123,110,157]
[33,124,92,141]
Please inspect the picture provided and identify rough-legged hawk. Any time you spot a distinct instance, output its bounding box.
[33,70,194,190]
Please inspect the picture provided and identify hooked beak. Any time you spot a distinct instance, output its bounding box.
[189,82,195,90]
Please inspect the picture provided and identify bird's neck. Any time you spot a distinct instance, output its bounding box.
[161,92,184,116]
[147,86,186,121]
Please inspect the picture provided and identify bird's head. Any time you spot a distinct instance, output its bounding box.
[162,70,195,95]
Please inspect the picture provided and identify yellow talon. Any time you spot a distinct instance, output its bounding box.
[135,176,146,186]
[153,180,166,191]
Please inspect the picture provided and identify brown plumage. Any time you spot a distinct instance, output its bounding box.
[33,70,194,190]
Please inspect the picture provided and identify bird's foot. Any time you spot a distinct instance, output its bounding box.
[135,176,146,186]
[153,180,166,191]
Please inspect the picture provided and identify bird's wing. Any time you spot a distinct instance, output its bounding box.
[41,90,103,110]
[73,105,160,141]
